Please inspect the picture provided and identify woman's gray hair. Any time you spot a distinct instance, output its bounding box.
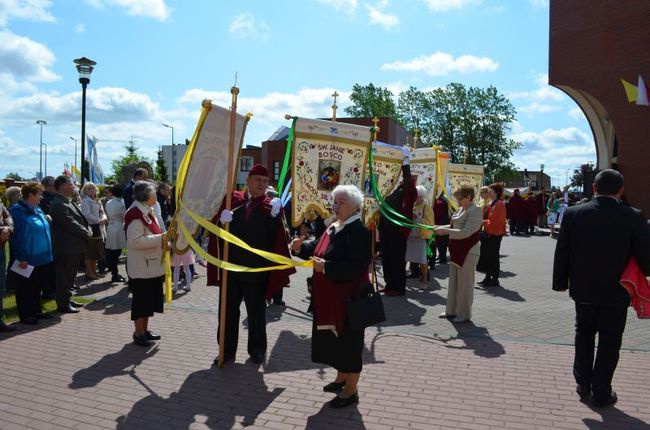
[331,185,364,211]
[416,185,427,199]
[5,186,22,205]
[133,180,156,203]
[80,182,96,197]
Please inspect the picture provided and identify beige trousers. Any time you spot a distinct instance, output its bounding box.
[445,254,479,320]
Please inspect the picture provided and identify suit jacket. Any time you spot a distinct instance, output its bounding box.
[50,194,90,256]
[552,196,650,306]
[123,179,136,210]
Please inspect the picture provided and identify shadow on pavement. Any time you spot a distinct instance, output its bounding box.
[478,284,526,302]
[69,344,159,388]
[305,402,367,430]
[83,286,131,315]
[583,406,650,429]
[0,314,62,341]
[432,321,506,358]
[75,279,120,297]
[265,329,382,374]
[115,363,283,429]
[499,270,517,279]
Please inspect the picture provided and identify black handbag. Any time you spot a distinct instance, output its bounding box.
[347,282,386,331]
[90,224,101,238]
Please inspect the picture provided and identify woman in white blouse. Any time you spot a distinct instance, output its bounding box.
[80,182,107,280]
[105,184,127,283]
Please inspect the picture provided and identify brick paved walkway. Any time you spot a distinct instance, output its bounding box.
[1,235,649,429]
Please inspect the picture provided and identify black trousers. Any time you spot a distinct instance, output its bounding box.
[105,249,122,276]
[435,235,449,263]
[13,265,45,321]
[482,235,503,280]
[55,253,83,309]
[381,230,407,293]
[573,302,627,402]
[40,261,56,299]
[218,277,267,359]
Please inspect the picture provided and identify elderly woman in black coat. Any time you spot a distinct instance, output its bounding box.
[290,184,371,409]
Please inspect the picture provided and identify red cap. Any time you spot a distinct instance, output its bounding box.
[248,163,269,178]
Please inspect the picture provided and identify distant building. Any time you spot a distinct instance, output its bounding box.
[161,144,189,183]
[508,170,551,191]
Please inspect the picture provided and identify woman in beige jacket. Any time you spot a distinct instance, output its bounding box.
[125,181,165,347]
[435,185,483,322]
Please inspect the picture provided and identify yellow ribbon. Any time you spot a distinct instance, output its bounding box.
[435,149,459,211]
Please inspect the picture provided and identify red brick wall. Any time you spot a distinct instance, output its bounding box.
[549,0,650,215]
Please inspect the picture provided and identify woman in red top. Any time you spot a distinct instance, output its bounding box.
[478,183,507,287]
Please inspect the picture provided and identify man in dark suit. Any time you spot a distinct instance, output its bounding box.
[123,168,149,210]
[553,169,650,407]
[50,175,92,313]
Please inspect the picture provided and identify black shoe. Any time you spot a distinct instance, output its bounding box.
[35,313,53,320]
[329,392,359,408]
[70,301,85,308]
[133,333,152,347]
[250,353,264,364]
[592,391,617,408]
[20,317,39,325]
[71,285,80,291]
[576,384,591,400]
[477,277,490,285]
[145,331,161,340]
[323,381,346,393]
[484,279,500,287]
[111,274,126,283]
[57,304,80,313]
[406,272,421,279]
[212,355,235,366]
[272,300,286,306]
[0,323,16,332]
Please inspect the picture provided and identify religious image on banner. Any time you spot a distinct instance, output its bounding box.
[409,147,438,204]
[172,100,249,253]
[447,163,485,200]
[291,118,372,226]
[363,141,402,225]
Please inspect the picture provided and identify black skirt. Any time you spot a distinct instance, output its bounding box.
[311,321,364,373]
[130,276,164,320]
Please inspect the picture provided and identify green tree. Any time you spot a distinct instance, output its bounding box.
[570,162,596,188]
[155,149,169,183]
[107,138,150,183]
[5,172,24,181]
[344,83,397,119]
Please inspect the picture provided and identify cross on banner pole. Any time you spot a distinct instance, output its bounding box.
[331,91,339,122]
[217,86,240,368]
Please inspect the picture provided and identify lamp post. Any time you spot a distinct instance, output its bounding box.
[36,120,47,180]
[162,123,175,182]
[539,163,545,191]
[74,56,96,185]
[43,142,48,177]
[70,137,77,179]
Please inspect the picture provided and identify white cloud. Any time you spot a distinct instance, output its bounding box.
[0,30,59,82]
[381,51,499,76]
[568,107,584,120]
[510,126,595,173]
[0,0,56,26]
[518,102,561,115]
[0,87,164,125]
[75,23,85,33]
[229,12,271,42]
[317,0,358,13]
[530,0,549,7]
[365,2,399,30]
[421,0,481,12]
[85,0,171,21]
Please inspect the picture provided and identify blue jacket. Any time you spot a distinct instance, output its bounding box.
[10,201,53,267]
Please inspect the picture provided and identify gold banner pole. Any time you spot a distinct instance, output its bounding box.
[217,86,240,368]
[370,117,380,289]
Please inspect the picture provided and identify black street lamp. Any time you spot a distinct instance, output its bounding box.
[74,56,96,184]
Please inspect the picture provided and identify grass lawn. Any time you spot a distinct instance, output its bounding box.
[2,292,94,323]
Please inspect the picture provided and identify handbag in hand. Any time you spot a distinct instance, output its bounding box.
[347,282,386,331]
[90,224,101,238]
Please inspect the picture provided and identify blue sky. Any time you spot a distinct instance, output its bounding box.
[0,0,595,186]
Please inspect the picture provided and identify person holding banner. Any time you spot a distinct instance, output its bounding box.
[125,181,165,347]
[290,184,371,408]
[208,164,293,364]
[437,185,483,322]
[405,186,434,287]
[378,146,417,297]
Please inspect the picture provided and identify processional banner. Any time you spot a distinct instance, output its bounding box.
[172,100,249,253]
[363,141,402,225]
[291,118,372,227]
[447,163,485,206]
[410,147,438,204]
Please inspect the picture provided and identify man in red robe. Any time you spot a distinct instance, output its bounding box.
[508,189,525,235]
[207,164,294,364]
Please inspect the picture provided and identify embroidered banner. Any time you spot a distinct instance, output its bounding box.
[363,141,402,225]
[447,162,485,202]
[410,147,438,205]
[291,118,372,226]
[172,100,249,253]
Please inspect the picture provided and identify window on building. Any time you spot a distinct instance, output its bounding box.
[240,157,253,172]
[273,161,280,181]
